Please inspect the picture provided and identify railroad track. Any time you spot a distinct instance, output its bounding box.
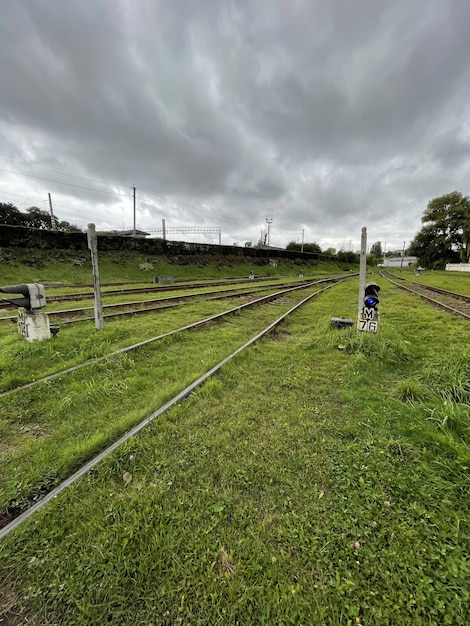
[0,276,351,539]
[0,277,345,398]
[0,277,338,323]
[42,275,295,303]
[0,275,312,308]
[380,271,470,320]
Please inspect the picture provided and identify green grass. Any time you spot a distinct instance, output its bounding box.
[0,248,348,285]
[0,276,469,625]
[0,278,316,389]
[389,268,470,295]
[0,289,323,514]
[0,298,245,390]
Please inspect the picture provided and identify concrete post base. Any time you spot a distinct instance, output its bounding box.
[18,311,51,342]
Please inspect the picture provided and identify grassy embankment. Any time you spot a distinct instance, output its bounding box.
[0,272,468,624]
[0,247,346,285]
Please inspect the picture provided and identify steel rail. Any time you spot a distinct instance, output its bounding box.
[380,271,470,301]
[0,278,328,323]
[380,271,470,320]
[0,280,340,540]
[0,278,343,398]
[44,275,299,303]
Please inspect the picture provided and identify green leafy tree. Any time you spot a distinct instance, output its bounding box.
[56,219,82,232]
[24,207,53,229]
[370,241,383,259]
[323,247,336,256]
[0,202,26,225]
[337,250,359,264]
[0,203,82,231]
[286,241,322,254]
[409,192,470,267]
[24,207,81,232]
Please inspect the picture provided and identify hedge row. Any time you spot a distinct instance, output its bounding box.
[0,224,326,261]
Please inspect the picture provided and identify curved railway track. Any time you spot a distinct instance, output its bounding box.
[380,271,470,320]
[0,276,350,539]
[0,277,341,324]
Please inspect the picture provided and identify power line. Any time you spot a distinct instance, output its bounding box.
[0,163,245,227]
[0,189,48,203]
[0,167,131,198]
[0,160,252,229]
[0,155,129,189]
[138,188,245,226]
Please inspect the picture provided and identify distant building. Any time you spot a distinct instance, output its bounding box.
[257,244,286,251]
[446,263,470,272]
[117,229,150,238]
[381,256,417,268]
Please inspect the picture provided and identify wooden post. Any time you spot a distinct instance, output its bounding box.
[358,226,367,319]
[87,223,104,330]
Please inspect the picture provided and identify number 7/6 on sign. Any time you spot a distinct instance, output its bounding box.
[357,319,379,332]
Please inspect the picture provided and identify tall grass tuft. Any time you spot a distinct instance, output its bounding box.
[392,378,430,404]
[421,352,470,405]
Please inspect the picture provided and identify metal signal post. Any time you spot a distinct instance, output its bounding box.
[358,282,381,333]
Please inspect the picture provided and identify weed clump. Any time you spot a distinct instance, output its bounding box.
[313,321,412,366]
[392,379,430,404]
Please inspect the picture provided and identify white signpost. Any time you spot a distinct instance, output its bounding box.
[357,307,380,333]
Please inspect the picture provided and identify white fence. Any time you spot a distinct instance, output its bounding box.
[445,263,470,272]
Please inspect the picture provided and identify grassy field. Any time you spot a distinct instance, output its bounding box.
[0,287,325,516]
[0,268,469,624]
[0,247,346,285]
[387,268,470,295]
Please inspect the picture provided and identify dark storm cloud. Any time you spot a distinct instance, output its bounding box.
[1,0,470,248]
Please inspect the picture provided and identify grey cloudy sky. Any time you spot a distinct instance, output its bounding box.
[1,0,470,251]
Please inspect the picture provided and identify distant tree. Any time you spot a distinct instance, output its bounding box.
[337,250,359,264]
[56,219,82,232]
[323,247,336,256]
[0,202,26,226]
[24,207,81,231]
[409,192,470,267]
[370,241,383,259]
[408,225,459,269]
[286,241,322,254]
[23,207,53,229]
[0,202,81,231]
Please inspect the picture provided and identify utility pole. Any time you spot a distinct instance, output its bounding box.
[383,242,386,265]
[133,187,136,237]
[48,193,57,230]
[266,217,273,247]
[357,227,367,319]
[400,241,406,271]
[162,218,166,241]
[301,229,304,253]
[87,223,104,330]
